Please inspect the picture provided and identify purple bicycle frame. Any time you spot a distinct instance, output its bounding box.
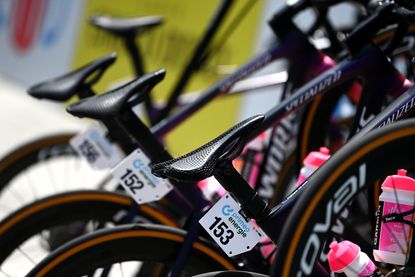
[250,44,412,276]
[150,30,333,139]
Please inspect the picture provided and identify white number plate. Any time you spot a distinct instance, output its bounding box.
[199,193,264,257]
[70,125,125,169]
[111,148,173,204]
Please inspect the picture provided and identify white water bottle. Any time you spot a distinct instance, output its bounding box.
[296,147,330,186]
[373,169,415,265]
[328,240,379,276]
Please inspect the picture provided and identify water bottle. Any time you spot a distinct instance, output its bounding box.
[328,240,379,276]
[260,147,331,263]
[373,169,415,265]
[296,147,330,186]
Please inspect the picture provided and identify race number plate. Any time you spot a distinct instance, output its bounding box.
[70,125,125,169]
[199,193,264,257]
[111,148,173,204]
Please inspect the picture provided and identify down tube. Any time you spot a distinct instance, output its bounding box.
[151,35,303,138]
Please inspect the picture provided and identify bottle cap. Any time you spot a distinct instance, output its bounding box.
[303,147,331,168]
[382,169,415,192]
[327,240,359,272]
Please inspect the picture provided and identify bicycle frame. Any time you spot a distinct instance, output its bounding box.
[112,43,409,276]
[246,43,411,236]
[96,26,334,210]
[79,7,413,275]
[208,86,415,275]
[88,25,337,275]
[151,29,329,139]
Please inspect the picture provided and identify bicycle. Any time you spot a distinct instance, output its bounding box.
[22,2,415,274]
[4,0,415,274]
[26,93,415,276]
[0,0,371,218]
[0,53,118,219]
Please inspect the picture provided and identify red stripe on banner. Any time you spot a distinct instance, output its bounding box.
[12,0,45,52]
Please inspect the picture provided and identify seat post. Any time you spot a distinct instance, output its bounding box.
[77,85,95,99]
[124,35,145,77]
[123,35,157,125]
[117,108,211,210]
[213,161,270,222]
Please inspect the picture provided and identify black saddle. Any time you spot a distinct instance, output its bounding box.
[90,15,163,37]
[28,53,116,101]
[152,115,264,181]
[66,69,165,120]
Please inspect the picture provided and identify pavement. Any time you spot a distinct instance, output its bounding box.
[0,74,84,158]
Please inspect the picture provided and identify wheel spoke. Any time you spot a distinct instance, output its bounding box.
[8,186,26,204]
[24,169,38,200]
[119,263,124,277]
[42,159,58,192]
[16,247,36,265]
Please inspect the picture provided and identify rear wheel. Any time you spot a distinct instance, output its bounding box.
[26,224,237,277]
[0,190,177,277]
[0,134,119,220]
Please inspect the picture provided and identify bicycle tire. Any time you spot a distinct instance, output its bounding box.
[0,133,91,218]
[0,190,177,276]
[26,223,237,277]
[272,118,415,276]
[0,133,76,188]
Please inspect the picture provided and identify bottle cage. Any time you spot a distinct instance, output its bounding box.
[382,208,415,228]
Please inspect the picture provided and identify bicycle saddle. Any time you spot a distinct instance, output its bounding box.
[28,53,116,101]
[66,69,165,120]
[90,15,163,37]
[152,115,264,181]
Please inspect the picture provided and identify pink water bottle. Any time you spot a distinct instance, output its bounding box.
[296,147,331,186]
[328,240,378,276]
[373,169,415,265]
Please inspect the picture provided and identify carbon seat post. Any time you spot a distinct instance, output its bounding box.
[77,85,95,99]
[123,34,157,125]
[213,161,270,222]
[117,108,210,211]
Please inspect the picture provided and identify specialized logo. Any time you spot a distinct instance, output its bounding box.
[297,163,366,276]
[377,94,415,128]
[285,69,342,112]
[359,106,375,129]
[257,111,297,200]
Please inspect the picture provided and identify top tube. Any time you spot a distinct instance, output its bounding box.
[151,31,318,138]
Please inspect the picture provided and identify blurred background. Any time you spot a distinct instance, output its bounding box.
[0,0,358,157]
